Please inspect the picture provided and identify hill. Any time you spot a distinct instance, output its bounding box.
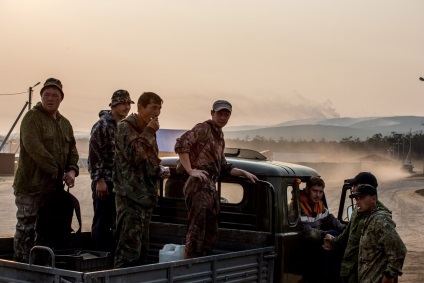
[224,116,424,141]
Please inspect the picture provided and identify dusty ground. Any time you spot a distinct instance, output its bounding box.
[1,172,423,282]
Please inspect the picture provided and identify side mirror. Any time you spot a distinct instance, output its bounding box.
[347,205,354,221]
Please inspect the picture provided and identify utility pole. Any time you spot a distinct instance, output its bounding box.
[0,82,40,152]
[420,77,423,173]
[28,82,40,110]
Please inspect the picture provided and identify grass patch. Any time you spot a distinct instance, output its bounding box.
[415,189,424,197]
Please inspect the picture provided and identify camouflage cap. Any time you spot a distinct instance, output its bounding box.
[109,89,134,107]
[40,78,64,99]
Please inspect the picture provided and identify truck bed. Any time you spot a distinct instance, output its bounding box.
[0,222,275,283]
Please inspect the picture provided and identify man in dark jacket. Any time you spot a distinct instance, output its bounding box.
[13,78,79,263]
[88,89,133,252]
[113,92,170,268]
[300,177,345,242]
[299,176,345,283]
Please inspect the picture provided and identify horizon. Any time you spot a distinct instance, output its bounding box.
[2,115,423,139]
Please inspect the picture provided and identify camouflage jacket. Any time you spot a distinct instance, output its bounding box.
[13,102,79,195]
[174,120,234,177]
[358,207,407,283]
[331,200,389,278]
[88,110,117,182]
[113,113,161,207]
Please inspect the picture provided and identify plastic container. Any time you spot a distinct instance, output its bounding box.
[55,250,111,271]
[159,244,185,262]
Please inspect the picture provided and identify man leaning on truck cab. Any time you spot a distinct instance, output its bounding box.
[174,100,258,259]
[299,176,345,283]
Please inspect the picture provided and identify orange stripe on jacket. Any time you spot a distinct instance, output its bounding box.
[299,190,323,217]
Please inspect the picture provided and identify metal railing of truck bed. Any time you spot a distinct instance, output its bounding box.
[0,246,276,283]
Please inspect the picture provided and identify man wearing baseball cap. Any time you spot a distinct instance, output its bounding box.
[88,89,134,253]
[13,77,79,262]
[324,172,391,283]
[175,100,258,259]
[349,184,406,282]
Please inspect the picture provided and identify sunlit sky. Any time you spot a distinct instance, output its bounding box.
[1,0,423,135]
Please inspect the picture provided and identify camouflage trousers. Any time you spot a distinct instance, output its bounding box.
[13,193,44,263]
[114,194,153,268]
[184,176,220,259]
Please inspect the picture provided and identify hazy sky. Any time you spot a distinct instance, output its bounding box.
[1,0,423,135]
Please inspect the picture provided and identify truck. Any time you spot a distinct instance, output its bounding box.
[0,148,351,283]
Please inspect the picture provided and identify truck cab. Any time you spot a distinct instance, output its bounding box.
[157,148,321,282]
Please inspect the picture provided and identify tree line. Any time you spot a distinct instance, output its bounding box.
[225,131,424,163]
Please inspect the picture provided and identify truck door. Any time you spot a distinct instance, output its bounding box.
[219,178,275,235]
[274,180,304,283]
[337,182,356,223]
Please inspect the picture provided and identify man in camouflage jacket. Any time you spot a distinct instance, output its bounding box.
[175,100,258,259]
[88,89,133,252]
[324,172,392,283]
[113,92,169,268]
[350,184,406,283]
[13,78,79,263]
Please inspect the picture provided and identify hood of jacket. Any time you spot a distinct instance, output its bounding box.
[33,102,63,119]
[121,113,142,132]
[98,109,112,119]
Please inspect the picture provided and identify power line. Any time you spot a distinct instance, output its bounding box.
[0,91,27,96]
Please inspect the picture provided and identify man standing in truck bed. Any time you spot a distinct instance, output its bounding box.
[175,100,258,259]
[88,89,133,253]
[13,78,79,263]
[113,92,169,268]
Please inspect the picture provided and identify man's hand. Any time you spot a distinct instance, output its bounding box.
[147,117,160,131]
[230,168,258,183]
[188,168,209,182]
[158,166,171,179]
[244,171,259,183]
[322,234,334,250]
[64,170,76,188]
[96,178,108,199]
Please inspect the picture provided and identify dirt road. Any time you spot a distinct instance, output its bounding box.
[1,173,423,282]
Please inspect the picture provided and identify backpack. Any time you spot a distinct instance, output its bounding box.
[35,171,82,248]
